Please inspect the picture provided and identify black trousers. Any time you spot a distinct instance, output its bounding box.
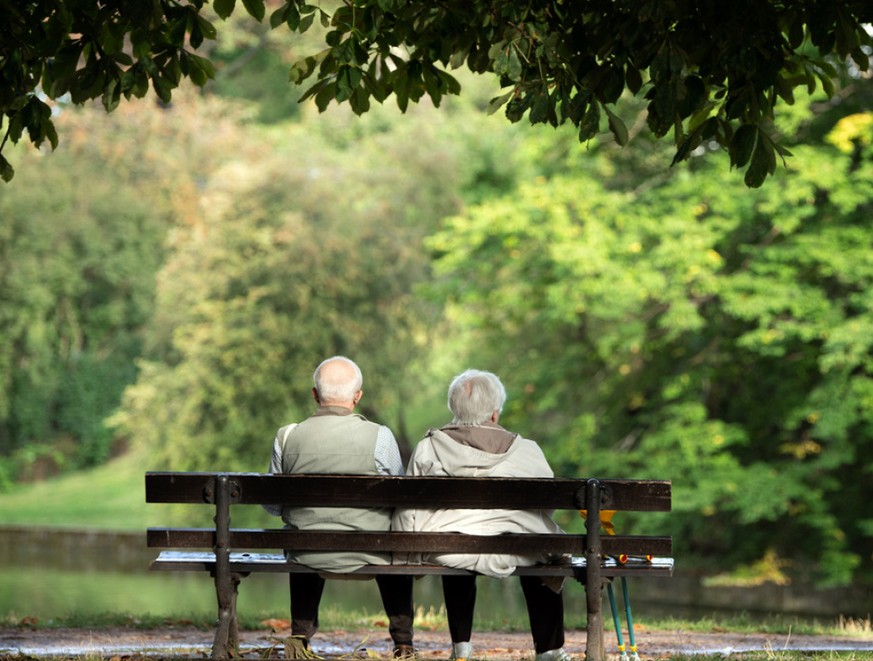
[290,573,415,646]
[441,574,565,654]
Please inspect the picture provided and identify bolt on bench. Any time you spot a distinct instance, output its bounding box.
[146,472,673,660]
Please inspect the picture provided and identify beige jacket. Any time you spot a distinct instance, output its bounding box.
[392,425,565,577]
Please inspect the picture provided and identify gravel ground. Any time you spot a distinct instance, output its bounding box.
[2,625,872,659]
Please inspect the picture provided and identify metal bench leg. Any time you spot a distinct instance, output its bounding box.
[584,478,604,661]
[211,474,241,659]
[212,571,241,658]
[212,570,248,658]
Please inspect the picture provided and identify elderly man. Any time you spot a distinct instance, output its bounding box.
[393,369,569,661]
[265,356,415,658]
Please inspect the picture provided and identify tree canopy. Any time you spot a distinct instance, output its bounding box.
[2,0,871,185]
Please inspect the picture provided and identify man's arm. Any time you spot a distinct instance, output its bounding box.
[263,424,295,517]
[374,425,405,476]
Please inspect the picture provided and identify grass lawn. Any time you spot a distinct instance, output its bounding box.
[0,451,151,530]
[0,451,276,529]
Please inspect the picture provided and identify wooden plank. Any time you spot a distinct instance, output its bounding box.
[145,472,671,512]
[149,551,675,578]
[147,528,672,557]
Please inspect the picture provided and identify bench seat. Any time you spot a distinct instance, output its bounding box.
[151,550,675,578]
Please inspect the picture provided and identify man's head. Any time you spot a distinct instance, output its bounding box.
[447,369,507,425]
[312,356,363,409]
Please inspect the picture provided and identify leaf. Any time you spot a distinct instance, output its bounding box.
[349,85,370,114]
[335,65,361,102]
[43,118,58,150]
[506,48,523,80]
[289,49,329,84]
[818,71,835,98]
[487,90,513,115]
[850,46,869,72]
[241,0,265,21]
[773,74,795,104]
[449,49,467,69]
[601,66,625,104]
[679,75,706,118]
[44,44,82,98]
[438,70,461,95]
[578,101,600,141]
[298,12,315,32]
[0,154,14,182]
[671,126,703,165]
[605,105,628,146]
[730,124,757,168]
[625,64,643,95]
[102,78,120,112]
[744,132,776,187]
[505,95,530,122]
[314,80,336,111]
[269,3,290,28]
[152,75,173,103]
[787,12,805,49]
[195,15,217,40]
[213,0,236,19]
[529,93,551,124]
[188,52,216,81]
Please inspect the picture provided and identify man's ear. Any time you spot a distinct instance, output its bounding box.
[312,387,320,404]
[490,410,500,423]
[353,390,363,407]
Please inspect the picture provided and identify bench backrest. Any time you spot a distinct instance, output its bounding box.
[145,472,672,558]
[146,472,671,510]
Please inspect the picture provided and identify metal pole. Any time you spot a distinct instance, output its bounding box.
[212,475,233,659]
[584,478,603,661]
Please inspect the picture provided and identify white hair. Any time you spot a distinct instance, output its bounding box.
[313,356,363,404]
[447,369,506,425]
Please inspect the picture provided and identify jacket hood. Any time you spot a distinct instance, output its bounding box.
[425,426,522,477]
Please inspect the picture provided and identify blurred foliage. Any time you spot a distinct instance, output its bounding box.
[107,89,528,469]
[0,89,250,475]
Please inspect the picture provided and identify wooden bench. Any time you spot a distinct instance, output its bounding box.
[145,472,673,660]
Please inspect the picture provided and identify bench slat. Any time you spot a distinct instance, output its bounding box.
[146,528,672,557]
[149,550,675,578]
[144,473,671,512]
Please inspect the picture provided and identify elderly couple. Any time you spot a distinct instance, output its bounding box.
[266,356,569,661]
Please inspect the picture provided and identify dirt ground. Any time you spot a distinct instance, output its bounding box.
[2,624,872,659]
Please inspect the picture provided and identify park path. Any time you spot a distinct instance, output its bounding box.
[2,625,873,658]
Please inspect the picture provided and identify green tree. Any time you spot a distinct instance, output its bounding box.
[426,95,873,585]
[0,149,163,469]
[2,1,871,185]
[0,89,246,478]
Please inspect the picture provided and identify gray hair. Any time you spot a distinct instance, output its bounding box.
[447,369,506,425]
[313,356,363,404]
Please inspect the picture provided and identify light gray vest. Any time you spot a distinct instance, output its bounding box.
[279,408,392,571]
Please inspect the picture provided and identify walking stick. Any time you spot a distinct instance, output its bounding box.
[606,581,629,661]
[621,576,640,661]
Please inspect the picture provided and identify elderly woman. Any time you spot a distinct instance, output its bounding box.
[393,369,570,661]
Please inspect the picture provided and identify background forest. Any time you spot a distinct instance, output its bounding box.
[1,17,872,591]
